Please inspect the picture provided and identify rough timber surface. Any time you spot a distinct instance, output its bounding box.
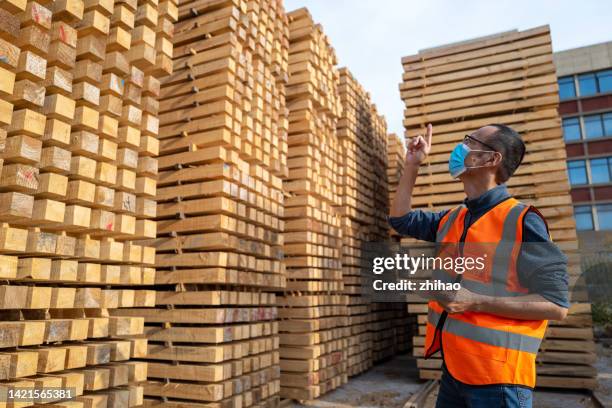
[116,0,289,406]
[0,0,173,403]
[280,7,348,402]
[387,133,405,240]
[336,68,413,376]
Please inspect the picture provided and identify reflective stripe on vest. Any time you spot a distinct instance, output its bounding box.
[461,203,527,297]
[436,205,465,243]
[428,309,542,354]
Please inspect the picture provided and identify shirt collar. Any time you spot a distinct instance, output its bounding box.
[463,184,510,216]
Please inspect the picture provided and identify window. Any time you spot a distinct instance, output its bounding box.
[596,204,612,230]
[558,76,576,100]
[584,114,604,139]
[590,158,612,184]
[574,69,612,97]
[596,69,612,94]
[604,112,612,136]
[562,117,581,141]
[578,73,598,96]
[574,205,594,231]
[575,204,612,231]
[568,160,588,185]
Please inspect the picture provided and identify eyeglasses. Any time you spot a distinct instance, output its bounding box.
[463,134,497,152]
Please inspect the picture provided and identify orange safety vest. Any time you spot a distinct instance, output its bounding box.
[424,197,548,388]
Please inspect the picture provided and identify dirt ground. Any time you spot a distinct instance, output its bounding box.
[290,351,605,408]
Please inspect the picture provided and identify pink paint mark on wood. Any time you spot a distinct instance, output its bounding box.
[59,24,66,43]
[32,4,40,23]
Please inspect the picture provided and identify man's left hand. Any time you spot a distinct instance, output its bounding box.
[438,287,484,314]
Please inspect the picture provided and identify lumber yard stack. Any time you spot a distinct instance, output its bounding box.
[399,26,597,389]
[386,133,405,240]
[391,307,413,356]
[367,106,390,243]
[114,0,290,406]
[384,133,413,357]
[335,70,412,371]
[383,132,416,353]
[0,0,174,402]
[370,303,412,362]
[279,7,348,401]
[335,68,375,376]
[365,108,414,363]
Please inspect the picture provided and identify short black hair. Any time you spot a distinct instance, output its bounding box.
[486,124,525,183]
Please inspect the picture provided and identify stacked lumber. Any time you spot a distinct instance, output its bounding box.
[399,26,597,389]
[116,0,290,406]
[0,0,172,403]
[370,303,412,362]
[356,103,415,366]
[335,68,406,376]
[364,109,418,361]
[280,8,348,401]
[386,133,405,240]
[392,307,413,355]
[367,106,390,242]
[370,113,415,356]
[335,68,374,377]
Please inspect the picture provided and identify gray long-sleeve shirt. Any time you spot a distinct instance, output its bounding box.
[388,184,569,308]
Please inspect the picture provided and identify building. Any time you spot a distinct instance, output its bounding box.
[554,41,612,241]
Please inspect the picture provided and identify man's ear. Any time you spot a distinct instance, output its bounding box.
[492,151,503,166]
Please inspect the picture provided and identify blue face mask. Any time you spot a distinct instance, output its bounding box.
[448,143,496,179]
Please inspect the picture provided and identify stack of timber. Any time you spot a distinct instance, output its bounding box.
[365,109,414,363]
[0,0,172,402]
[116,0,290,406]
[387,133,405,240]
[391,306,413,355]
[386,132,416,355]
[370,303,412,362]
[280,8,348,401]
[335,68,411,375]
[367,106,390,242]
[399,26,597,389]
[335,68,375,377]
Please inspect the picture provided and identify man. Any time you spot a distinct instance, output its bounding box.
[389,124,569,408]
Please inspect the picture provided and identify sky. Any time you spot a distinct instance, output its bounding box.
[283,0,612,137]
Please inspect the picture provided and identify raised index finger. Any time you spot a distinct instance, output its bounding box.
[426,123,433,147]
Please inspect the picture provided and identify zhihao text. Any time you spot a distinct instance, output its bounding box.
[373,279,461,291]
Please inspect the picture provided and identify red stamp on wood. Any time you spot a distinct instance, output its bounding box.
[59,24,66,43]
[32,6,39,23]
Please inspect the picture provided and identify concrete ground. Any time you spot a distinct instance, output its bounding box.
[289,353,601,408]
